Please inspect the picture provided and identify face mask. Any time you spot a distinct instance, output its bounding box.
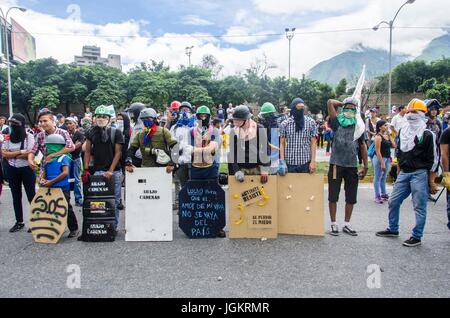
[143,119,155,128]
[116,120,124,132]
[343,109,356,119]
[96,118,109,128]
[406,113,422,122]
[338,109,357,127]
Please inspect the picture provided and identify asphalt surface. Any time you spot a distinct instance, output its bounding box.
[0,184,449,298]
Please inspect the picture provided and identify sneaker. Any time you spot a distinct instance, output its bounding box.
[381,194,390,201]
[9,223,25,233]
[376,229,399,237]
[375,196,384,204]
[68,230,80,238]
[27,228,32,233]
[217,230,226,238]
[403,237,422,247]
[343,225,358,236]
[117,202,125,210]
[330,224,339,236]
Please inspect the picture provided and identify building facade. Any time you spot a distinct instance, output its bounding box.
[74,45,122,70]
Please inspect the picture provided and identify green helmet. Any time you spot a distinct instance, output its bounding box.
[260,102,276,115]
[196,105,211,115]
[95,105,111,117]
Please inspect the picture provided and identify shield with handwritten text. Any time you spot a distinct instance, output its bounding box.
[30,188,68,244]
[179,180,226,239]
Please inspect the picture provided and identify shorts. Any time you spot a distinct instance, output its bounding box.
[328,165,359,204]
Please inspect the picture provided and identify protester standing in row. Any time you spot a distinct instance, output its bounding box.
[377,99,438,247]
[327,97,368,236]
[279,98,318,175]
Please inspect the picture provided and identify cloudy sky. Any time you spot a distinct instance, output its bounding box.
[2,0,450,78]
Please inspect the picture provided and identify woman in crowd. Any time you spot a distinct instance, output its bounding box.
[1,114,36,232]
[373,120,396,204]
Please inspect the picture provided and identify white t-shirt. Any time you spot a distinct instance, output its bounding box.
[391,114,408,134]
[1,133,35,168]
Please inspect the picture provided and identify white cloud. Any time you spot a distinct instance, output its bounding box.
[222,26,271,45]
[252,0,363,15]
[181,15,214,26]
[3,0,450,82]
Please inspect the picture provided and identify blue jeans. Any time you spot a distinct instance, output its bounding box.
[388,170,428,239]
[71,158,83,204]
[287,162,310,173]
[94,170,122,228]
[447,190,450,230]
[373,156,390,198]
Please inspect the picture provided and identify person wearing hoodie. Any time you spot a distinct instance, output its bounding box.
[1,114,36,233]
[228,105,270,184]
[327,97,369,237]
[279,98,318,176]
[83,106,124,233]
[377,99,438,247]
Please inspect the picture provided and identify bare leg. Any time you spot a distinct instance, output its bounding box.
[344,203,354,223]
[329,202,337,223]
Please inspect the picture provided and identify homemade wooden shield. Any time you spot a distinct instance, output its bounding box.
[228,176,278,239]
[179,180,226,239]
[30,187,68,244]
[125,168,173,241]
[277,174,324,236]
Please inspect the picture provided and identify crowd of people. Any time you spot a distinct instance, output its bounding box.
[0,96,449,246]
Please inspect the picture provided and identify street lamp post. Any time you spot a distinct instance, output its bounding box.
[185,46,194,67]
[0,6,27,118]
[285,28,295,80]
[373,0,415,115]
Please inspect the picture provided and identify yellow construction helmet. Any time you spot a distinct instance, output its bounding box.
[407,99,427,113]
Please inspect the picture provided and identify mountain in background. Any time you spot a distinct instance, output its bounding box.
[307,44,408,87]
[416,32,450,62]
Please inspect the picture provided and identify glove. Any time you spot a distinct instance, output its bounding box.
[82,170,91,184]
[442,172,450,190]
[278,160,287,176]
[235,171,245,183]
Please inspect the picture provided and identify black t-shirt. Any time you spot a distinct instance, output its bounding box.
[440,128,450,162]
[70,130,85,160]
[86,128,124,172]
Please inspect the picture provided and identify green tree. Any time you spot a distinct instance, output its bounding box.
[335,78,348,97]
[31,85,60,110]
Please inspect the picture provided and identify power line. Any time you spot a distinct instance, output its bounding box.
[8,26,450,39]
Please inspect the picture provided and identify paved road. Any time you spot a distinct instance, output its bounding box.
[0,184,448,298]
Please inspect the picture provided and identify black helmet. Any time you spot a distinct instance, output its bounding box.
[126,103,146,122]
[233,105,252,120]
